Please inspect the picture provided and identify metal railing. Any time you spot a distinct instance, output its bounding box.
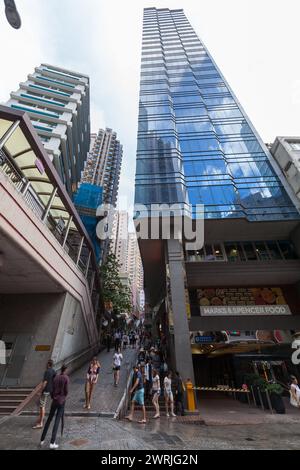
[0,147,99,312]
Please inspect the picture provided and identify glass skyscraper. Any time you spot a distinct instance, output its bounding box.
[134,8,300,385]
[135,8,299,222]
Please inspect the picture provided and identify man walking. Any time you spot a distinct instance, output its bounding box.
[106,331,112,353]
[32,360,56,429]
[174,371,185,416]
[126,364,146,424]
[40,364,69,449]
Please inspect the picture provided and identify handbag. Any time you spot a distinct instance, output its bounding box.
[290,390,299,408]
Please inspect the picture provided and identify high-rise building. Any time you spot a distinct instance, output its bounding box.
[82,128,122,207]
[5,64,91,196]
[111,212,144,316]
[126,232,144,317]
[269,137,300,206]
[111,210,129,271]
[135,8,300,384]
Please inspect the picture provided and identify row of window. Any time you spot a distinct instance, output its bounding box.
[186,241,298,262]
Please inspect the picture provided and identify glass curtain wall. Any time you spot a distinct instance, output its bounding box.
[135,8,299,222]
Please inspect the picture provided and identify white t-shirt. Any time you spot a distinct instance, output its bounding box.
[113,353,123,367]
[164,376,172,393]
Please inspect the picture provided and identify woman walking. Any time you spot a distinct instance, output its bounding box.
[113,347,123,387]
[164,371,176,417]
[290,375,300,408]
[152,369,161,419]
[84,357,101,410]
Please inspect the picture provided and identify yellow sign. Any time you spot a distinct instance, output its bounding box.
[35,345,51,352]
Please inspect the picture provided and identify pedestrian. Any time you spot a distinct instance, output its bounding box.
[152,368,161,419]
[164,371,176,417]
[174,371,185,416]
[40,364,69,450]
[126,365,147,424]
[114,330,121,351]
[32,359,56,429]
[106,332,112,353]
[290,375,300,408]
[152,349,161,371]
[113,347,123,386]
[84,357,101,410]
[132,331,137,349]
[144,358,152,401]
[135,332,140,349]
[122,333,129,350]
[138,348,146,366]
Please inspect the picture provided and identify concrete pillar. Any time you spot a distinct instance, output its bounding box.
[167,239,195,384]
[291,223,300,258]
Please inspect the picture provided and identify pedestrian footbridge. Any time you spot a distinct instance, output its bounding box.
[0,106,102,387]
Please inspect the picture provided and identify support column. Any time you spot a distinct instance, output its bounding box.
[167,239,195,384]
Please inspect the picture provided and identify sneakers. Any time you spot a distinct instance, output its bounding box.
[153,414,160,419]
[166,413,170,417]
[171,412,176,417]
[50,443,59,450]
[40,441,45,447]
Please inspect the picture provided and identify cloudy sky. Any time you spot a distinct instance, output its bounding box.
[0,0,299,209]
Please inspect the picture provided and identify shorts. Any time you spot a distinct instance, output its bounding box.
[152,390,161,398]
[40,392,50,408]
[113,366,120,371]
[133,388,145,406]
[165,390,174,401]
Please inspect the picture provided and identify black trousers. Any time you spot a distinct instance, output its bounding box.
[175,394,185,416]
[41,401,65,444]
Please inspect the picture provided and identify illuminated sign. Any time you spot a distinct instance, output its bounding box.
[201,305,291,316]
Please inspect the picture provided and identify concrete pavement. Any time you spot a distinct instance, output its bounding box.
[0,414,300,450]
[22,346,137,417]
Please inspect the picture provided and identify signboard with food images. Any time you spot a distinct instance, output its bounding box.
[198,287,291,316]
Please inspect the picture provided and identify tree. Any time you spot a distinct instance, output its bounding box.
[100,253,132,314]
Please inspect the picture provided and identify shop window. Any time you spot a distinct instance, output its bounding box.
[266,241,282,260]
[242,243,258,261]
[278,241,297,260]
[254,242,270,261]
[213,244,224,260]
[225,243,239,262]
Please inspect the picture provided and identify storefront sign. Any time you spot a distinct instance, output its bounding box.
[201,305,291,316]
[194,335,215,343]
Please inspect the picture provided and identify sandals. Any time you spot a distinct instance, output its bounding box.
[32,424,43,429]
[138,419,147,424]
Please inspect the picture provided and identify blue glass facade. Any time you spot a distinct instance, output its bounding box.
[135,8,299,221]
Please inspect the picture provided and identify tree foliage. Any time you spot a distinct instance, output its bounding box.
[100,253,132,314]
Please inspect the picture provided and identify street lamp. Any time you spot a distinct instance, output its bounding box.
[4,0,21,29]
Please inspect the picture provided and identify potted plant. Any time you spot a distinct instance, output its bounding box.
[265,383,285,414]
[244,374,266,408]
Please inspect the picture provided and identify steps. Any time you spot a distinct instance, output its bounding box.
[0,388,33,416]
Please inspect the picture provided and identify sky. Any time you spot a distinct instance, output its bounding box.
[0,0,300,211]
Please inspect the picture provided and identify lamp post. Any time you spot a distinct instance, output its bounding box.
[4,0,21,29]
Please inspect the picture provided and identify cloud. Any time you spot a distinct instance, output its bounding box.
[0,0,299,212]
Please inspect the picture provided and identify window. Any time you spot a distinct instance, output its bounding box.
[242,243,258,261]
[289,142,300,151]
[278,241,297,260]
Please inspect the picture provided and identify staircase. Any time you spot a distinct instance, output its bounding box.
[0,388,33,416]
